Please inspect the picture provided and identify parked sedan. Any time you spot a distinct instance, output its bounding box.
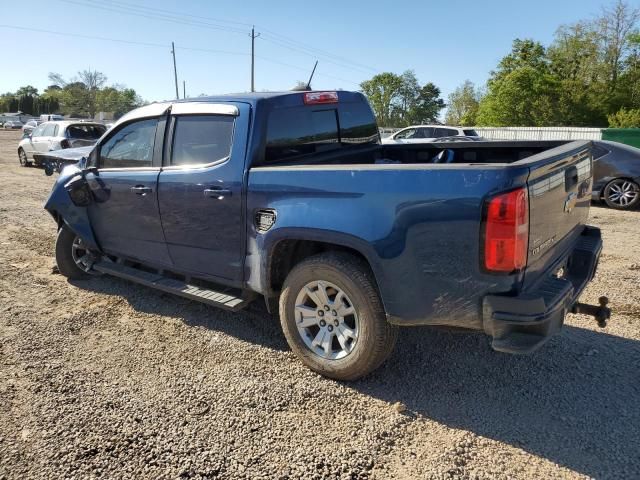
[21,119,42,135]
[592,140,640,210]
[18,121,107,167]
[3,119,24,129]
[381,125,481,144]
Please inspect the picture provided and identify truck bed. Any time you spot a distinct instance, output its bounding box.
[247,140,593,329]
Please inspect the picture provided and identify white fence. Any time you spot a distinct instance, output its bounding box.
[379,127,603,140]
[475,127,602,141]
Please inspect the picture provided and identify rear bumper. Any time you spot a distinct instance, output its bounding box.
[482,226,602,354]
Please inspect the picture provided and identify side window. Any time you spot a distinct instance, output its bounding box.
[67,124,107,140]
[99,118,157,169]
[31,125,45,137]
[171,115,235,166]
[420,128,435,138]
[53,125,59,137]
[395,128,416,139]
[42,124,56,136]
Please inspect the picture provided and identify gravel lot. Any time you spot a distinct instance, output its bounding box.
[0,129,639,479]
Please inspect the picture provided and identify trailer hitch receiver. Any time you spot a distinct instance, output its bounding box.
[571,296,611,328]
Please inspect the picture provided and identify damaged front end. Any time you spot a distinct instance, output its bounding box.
[44,165,100,251]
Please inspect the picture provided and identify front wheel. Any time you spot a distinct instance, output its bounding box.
[55,225,99,280]
[603,179,640,210]
[18,148,30,167]
[279,252,398,381]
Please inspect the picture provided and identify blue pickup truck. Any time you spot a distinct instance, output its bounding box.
[45,90,610,380]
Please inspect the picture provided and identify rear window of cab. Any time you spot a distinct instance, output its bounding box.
[264,101,379,164]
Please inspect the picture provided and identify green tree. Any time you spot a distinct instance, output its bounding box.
[476,67,560,126]
[489,38,549,83]
[406,83,445,124]
[360,71,445,126]
[96,87,142,118]
[548,22,608,125]
[49,69,108,117]
[608,107,640,126]
[595,0,640,92]
[445,80,481,126]
[360,72,404,127]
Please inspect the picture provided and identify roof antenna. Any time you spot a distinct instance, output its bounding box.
[306,60,318,90]
[291,61,318,91]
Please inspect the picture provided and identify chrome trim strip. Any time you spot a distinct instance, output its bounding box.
[171,103,239,116]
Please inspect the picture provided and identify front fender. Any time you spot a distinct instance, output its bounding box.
[44,165,99,250]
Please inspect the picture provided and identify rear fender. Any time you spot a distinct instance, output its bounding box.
[44,166,99,250]
[248,227,383,296]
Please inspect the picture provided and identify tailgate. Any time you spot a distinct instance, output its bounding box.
[524,141,593,287]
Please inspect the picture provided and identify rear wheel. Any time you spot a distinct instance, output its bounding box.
[55,225,99,280]
[279,252,397,381]
[18,148,30,167]
[603,179,640,210]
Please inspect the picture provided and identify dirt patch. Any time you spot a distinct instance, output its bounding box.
[0,129,638,479]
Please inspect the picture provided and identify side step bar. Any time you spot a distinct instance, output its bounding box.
[93,261,254,312]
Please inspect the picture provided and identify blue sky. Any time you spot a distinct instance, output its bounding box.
[0,0,628,103]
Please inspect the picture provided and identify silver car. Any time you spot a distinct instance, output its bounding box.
[21,119,42,135]
[18,121,107,167]
[3,119,24,129]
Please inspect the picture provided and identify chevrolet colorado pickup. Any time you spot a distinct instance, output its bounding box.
[44,91,611,380]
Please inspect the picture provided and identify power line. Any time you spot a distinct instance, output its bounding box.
[258,36,376,76]
[0,25,247,56]
[0,24,361,88]
[59,0,249,35]
[96,0,253,28]
[59,0,379,76]
[96,0,377,72]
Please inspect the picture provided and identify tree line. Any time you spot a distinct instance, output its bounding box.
[361,0,640,128]
[0,69,143,119]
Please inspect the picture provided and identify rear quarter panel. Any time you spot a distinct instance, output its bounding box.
[247,164,530,327]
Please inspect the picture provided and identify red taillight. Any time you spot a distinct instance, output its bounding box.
[303,91,339,105]
[483,187,529,273]
[60,139,71,149]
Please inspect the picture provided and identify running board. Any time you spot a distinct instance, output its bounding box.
[93,261,253,311]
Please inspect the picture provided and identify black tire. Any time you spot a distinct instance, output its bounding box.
[18,148,30,167]
[603,179,640,210]
[279,252,398,381]
[55,225,90,280]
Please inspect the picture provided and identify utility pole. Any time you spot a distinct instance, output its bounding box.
[183,81,186,99]
[171,41,179,100]
[250,26,260,92]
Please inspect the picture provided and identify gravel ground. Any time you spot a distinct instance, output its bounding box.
[0,129,639,479]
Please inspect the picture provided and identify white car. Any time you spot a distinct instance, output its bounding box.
[381,125,480,144]
[18,121,107,167]
[21,119,42,135]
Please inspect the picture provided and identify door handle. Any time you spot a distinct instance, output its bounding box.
[130,185,152,195]
[204,187,232,199]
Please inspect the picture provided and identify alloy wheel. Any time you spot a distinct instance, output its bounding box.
[71,236,96,273]
[606,180,639,207]
[294,280,359,360]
